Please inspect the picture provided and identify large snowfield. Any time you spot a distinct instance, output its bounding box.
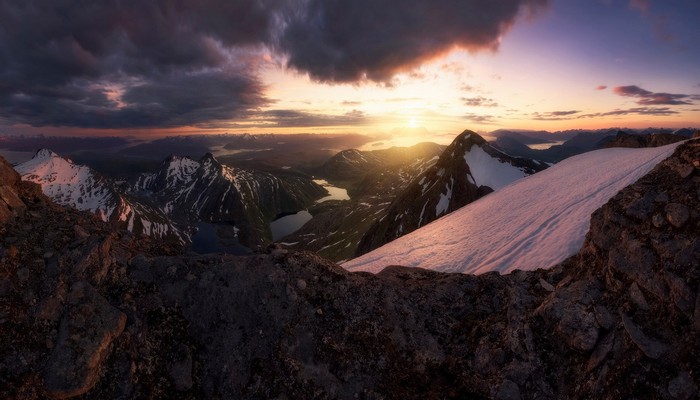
[343,142,683,274]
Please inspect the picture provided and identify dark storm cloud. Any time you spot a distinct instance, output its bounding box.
[0,0,277,128]
[613,85,694,105]
[0,0,549,129]
[276,0,550,82]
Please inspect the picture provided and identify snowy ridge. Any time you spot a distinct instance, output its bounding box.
[354,130,548,256]
[16,149,118,220]
[345,141,683,274]
[16,149,183,241]
[464,144,529,190]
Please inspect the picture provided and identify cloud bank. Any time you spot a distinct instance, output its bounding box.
[0,0,550,129]
[276,0,549,82]
[613,85,695,106]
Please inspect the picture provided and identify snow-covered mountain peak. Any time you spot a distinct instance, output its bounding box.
[346,141,684,275]
[199,152,224,176]
[33,148,61,160]
[17,148,90,186]
[163,156,199,185]
[355,130,549,256]
[200,152,218,163]
[15,151,182,240]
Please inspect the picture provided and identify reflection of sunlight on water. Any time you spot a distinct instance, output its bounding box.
[527,141,565,150]
[313,179,350,202]
[210,145,273,157]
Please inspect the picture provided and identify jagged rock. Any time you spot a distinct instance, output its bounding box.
[586,331,615,372]
[665,203,690,228]
[593,305,615,330]
[168,344,193,391]
[620,312,669,359]
[664,270,694,312]
[494,379,521,400]
[34,296,63,322]
[608,232,667,300]
[43,281,126,398]
[0,185,26,211]
[624,192,655,219]
[668,371,697,400]
[0,157,26,223]
[539,278,555,292]
[694,294,700,331]
[71,236,114,285]
[535,282,601,351]
[629,282,649,310]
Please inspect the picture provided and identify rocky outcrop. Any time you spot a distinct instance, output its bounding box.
[43,281,126,398]
[1,139,699,399]
[0,157,26,223]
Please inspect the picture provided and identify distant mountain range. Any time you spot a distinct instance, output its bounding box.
[489,128,693,163]
[15,149,184,241]
[16,150,326,250]
[11,128,696,260]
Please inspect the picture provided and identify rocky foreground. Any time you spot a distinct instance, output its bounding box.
[1,140,700,399]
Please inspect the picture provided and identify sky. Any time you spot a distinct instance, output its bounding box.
[0,0,698,142]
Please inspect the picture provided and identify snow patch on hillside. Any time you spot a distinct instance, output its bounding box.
[344,142,682,275]
[465,146,528,190]
[435,178,454,216]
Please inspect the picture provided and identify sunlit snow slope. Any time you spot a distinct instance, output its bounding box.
[16,149,182,240]
[343,142,683,274]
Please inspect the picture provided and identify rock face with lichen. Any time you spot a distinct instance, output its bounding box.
[1,140,699,399]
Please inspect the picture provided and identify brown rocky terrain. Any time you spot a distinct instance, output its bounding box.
[1,139,699,399]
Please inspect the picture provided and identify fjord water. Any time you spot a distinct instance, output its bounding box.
[270,180,349,240]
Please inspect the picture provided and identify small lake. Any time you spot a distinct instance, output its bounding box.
[313,179,350,203]
[526,141,565,150]
[191,222,251,255]
[268,180,349,241]
[270,210,312,241]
